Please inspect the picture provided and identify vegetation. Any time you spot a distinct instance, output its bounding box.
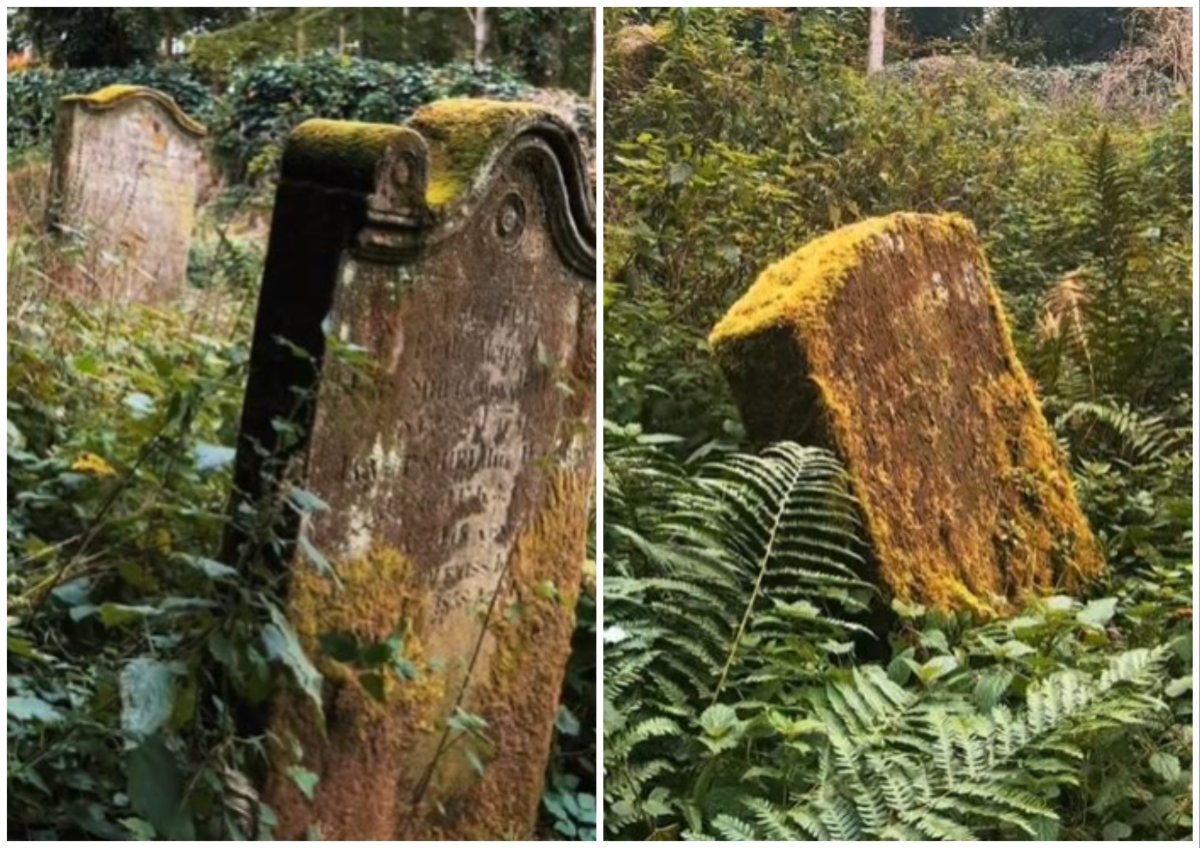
[7,8,595,840]
[603,7,1191,841]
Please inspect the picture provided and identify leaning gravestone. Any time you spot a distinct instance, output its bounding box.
[47,85,206,302]
[709,213,1102,614]
[222,100,595,839]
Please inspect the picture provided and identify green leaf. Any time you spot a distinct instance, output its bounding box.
[180,554,237,580]
[127,735,194,840]
[318,631,359,663]
[699,703,739,738]
[1149,752,1181,784]
[287,766,319,801]
[100,603,160,627]
[120,658,180,742]
[555,705,582,736]
[7,694,64,724]
[1164,674,1191,698]
[996,639,1036,660]
[288,486,330,513]
[50,576,93,606]
[120,817,157,840]
[123,392,156,419]
[1077,597,1118,629]
[193,442,235,472]
[974,669,1013,711]
[262,605,323,714]
[359,671,387,704]
[464,747,486,776]
[1101,821,1132,840]
[667,162,693,185]
[916,655,958,685]
[919,628,950,653]
[298,532,341,588]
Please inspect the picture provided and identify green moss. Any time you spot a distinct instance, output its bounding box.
[407,99,545,210]
[283,119,421,192]
[61,85,207,137]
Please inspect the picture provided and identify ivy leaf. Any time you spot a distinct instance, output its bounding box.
[555,705,582,736]
[127,734,194,839]
[262,605,323,714]
[120,658,180,742]
[180,554,237,580]
[287,766,319,801]
[7,695,64,724]
[50,576,93,607]
[193,443,236,472]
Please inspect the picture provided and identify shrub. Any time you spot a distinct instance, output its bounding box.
[7,64,214,151]
[211,53,529,181]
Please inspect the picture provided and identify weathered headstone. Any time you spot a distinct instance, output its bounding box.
[47,85,206,302]
[709,213,1102,614]
[223,100,595,839]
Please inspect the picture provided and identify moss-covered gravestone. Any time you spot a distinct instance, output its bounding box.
[48,85,206,302]
[223,100,595,839]
[709,213,1102,614]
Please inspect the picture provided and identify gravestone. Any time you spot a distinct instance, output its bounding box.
[222,100,595,839]
[48,85,206,302]
[709,213,1102,614]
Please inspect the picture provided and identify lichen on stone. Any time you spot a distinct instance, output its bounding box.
[710,212,1103,614]
[61,84,207,137]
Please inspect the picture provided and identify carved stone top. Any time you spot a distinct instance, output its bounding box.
[59,84,207,138]
[280,99,594,273]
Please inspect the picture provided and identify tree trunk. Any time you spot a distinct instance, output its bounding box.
[589,8,597,102]
[868,7,886,75]
[470,7,489,69]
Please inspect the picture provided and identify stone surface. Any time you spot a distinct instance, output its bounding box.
[222,100,595,839]
[47,85,206,302]
[709,213,1102,615]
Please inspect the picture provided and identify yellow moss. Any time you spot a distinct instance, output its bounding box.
[288,542,440,709]
[284,119,420,191]
[710,212,1103,615]
[407,99,545,210]
[710,213,976,348]
[417,471,590,839]
[61,85,206,137]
